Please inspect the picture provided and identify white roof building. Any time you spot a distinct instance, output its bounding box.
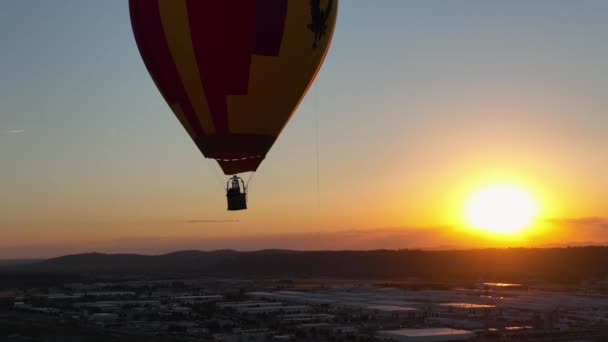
[377,328,476,342]
[237,305,311,315]
[174,295,224,304]
[365,305,424,317]
[218,301,283,309]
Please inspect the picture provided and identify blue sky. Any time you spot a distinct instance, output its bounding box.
[1,1,607,257]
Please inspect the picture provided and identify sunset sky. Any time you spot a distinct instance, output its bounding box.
[1,1,607,258]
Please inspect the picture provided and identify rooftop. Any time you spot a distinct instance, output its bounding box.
[439,302,495,309]
[366,305,422,312]
[378,328,476,341]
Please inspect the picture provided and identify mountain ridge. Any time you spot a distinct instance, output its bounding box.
[14,247,608,283]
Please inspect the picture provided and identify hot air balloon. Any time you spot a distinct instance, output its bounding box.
[129,0,338,210]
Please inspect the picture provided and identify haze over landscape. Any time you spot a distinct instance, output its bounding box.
[1,1,608,259]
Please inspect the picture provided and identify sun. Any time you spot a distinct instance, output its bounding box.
[464,183,539,234]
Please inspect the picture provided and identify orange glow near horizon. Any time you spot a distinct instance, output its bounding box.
[433,169,561,246]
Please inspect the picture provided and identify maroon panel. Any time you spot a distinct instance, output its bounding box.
[253,0,288,56]
[132,0,294,173]
[129,0,204,138]
[223,1,255,95]
[187,0,229,133]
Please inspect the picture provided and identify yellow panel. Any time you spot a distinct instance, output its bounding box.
[158,0,215,134]
[227,0,338,136]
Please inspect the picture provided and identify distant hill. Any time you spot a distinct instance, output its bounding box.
[15,247,608,283]
[27,250,238,274]
[0,259,41,268]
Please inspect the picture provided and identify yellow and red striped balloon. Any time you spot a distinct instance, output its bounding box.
[129,0,338,175]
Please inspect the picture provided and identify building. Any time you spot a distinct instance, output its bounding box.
[365,305,424,319]
[89,313,118,323]
[238,305,311,315]
[173,295,224,304]
[279,313,335,323]
[213,329,270,342]
[218,301,283,310]
[377,328,476,342]
[436,303,496,316]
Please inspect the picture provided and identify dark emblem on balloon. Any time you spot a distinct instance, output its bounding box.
[308,0,334,48]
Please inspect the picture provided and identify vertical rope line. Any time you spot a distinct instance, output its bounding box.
[314,82,321,211]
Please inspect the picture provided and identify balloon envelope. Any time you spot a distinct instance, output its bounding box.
[129,0,338,174]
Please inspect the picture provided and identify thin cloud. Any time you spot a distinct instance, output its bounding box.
[6,129,25,134]
[546,217,608,229]
[185,219,239,223]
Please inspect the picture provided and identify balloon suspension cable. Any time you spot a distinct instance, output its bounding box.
[314,82,321,212]
[205,159,226,190]
[245,171,256,189]
[245,172,256,203]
